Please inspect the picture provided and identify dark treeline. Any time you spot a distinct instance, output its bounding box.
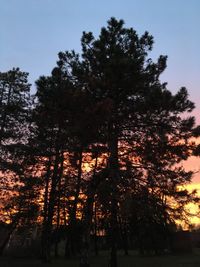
[0,18,200,267]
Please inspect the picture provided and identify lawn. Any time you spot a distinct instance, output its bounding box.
[1,250,200,267]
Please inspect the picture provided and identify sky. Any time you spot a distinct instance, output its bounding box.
[1,0,200,182]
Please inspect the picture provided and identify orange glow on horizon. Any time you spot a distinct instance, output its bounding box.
[180,183,200,227]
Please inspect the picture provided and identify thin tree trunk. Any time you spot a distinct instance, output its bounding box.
[72,148,83,221]
[108,123,119,267]
[42,156,52,223]
[54,153,64,258]
[79,155,99,267]
[68,148,83,257]
[41,156,52,260]
[41,149,60,262]
[83,155,98,242]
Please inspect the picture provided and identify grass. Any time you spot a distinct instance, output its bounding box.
[1,249,200,267]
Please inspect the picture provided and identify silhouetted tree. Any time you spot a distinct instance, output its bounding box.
[58,17,200,266]
[0,68,34,255]
[33,68,73,261]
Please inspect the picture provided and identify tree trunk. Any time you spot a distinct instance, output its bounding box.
[72,148,83,222]
[54,153,64,258]
[66,148,83,257]
[42,156,52,223]
[118,216,129,256]
[108,123,119,267]
[41,150,60,262]
[79,155,98,266]
[41,156,52,260]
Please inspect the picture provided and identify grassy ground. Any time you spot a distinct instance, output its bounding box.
[1,250,200,267]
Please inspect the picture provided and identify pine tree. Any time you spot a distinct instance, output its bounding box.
[0,68,32,255]
[57,17,200,266]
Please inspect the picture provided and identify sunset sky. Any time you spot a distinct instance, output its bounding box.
[1,0,200,184]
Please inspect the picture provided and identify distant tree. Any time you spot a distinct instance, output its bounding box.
[0,68,31,181]
[0,67,31,196]
[0,68,33,255]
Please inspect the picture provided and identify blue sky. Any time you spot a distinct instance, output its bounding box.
[1,0,200,109]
